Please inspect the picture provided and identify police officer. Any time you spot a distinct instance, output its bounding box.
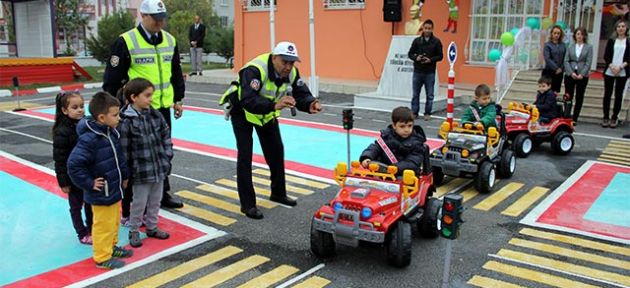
[103,0,184,209]
[220,41,322,219]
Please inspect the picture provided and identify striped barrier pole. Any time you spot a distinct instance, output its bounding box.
[447,67,455,127]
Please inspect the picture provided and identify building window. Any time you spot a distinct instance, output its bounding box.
[220,16,229,27]
[323,0,365,10]
[469,0,543,65]
[220,0,228,6]
[242,0,277,11]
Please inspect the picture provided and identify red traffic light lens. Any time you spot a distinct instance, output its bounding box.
[444,201,455,212]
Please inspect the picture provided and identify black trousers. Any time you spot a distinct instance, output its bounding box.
[69,185,92,238]
[158,107,173,198]
[603,75,628,120]
[564,75,589,122]
[230,113,287,209]
[542,69,564,93]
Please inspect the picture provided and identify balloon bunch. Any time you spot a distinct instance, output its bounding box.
[488,16,566,62]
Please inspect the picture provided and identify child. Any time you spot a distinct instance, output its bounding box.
[534,76,558,123]
[461,84,496,130]
[118,78,172,248]
[360,107,427,176]
[52,91,92,245]
[68,92,133,269]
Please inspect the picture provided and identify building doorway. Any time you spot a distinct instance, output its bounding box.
[556,0,604,70]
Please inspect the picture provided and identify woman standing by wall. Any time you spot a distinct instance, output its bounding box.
[543,25,567,93]
[602,20,630,128]
[563,27,593,125]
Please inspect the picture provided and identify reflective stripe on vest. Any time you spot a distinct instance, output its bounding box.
[225,53,297,126]
[121,29,176,109]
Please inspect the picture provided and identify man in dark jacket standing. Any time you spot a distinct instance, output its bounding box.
[408,19,443,121]
[188,15,206,76]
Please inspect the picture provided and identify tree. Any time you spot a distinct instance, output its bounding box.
[207,26,234,59]
[55,0,89,55]
[85,10,135,64]
[165,10,195,52]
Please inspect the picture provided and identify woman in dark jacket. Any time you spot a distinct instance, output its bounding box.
[602,20,630,128]
[543,25,567,93]
[563,27,593,124]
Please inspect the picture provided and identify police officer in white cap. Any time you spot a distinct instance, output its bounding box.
[103,0,185,209]
[219,41,322,219]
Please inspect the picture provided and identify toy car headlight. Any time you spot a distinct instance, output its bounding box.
[461,149,469,158]
[333,202,343,212]
[361,207,372,218]
[441,146,449,154]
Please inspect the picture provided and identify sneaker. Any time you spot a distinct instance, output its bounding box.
[129,231,143,248]
[112,246,134,258]
[96,258,125,269]
[120,217,131,227]
[423,114,431,121]
[79,235,93,245]
[610,119,618,128]
[601,119,609,128]
[146,228,170,240]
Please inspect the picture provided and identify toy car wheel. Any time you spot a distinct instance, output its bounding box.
[475,161,495,194]
[513,133,533,158]
[432,167,444,186]
[310,218,335,258]
[498,149,516,178]
[418,197,441,238]
[387,221,412,268]
[551,131,574,155]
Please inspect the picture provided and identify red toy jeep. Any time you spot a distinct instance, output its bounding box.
[310,146,441,268]
[504,100,575,157]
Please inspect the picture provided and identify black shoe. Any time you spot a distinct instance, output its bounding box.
[269,195,297,206]
[240,207,264,219]
[161,197,183,209]
[189,72,197,76]
[198,71,203,76]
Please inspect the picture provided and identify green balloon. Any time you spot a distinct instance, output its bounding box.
[527,17,540,29]
[555,20,567,30]
[488,49,501,61]
[501,32,515,46]
[518,52,528,62]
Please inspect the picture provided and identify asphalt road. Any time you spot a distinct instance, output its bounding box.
[1,82,629,288]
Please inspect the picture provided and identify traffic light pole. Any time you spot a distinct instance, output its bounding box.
[346,129,351,166]
[441,240,453,288]
[342,109,354,165]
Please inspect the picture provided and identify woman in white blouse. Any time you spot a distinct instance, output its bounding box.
[602,20,630,128]
[563,27,593,125]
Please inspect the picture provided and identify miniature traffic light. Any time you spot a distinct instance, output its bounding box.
[342,109,353,130]
[440,194,463,240]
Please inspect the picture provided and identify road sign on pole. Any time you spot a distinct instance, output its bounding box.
[447,42,457,66]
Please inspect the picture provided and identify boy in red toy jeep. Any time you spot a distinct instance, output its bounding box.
[534,76,558,123]
[360,107,427,176]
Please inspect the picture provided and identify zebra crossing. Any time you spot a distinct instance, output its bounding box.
[435,177,551,217]
[598,140,630,166]
[173,169,330,226]
[128,245,330,288]
[467,228,630,288]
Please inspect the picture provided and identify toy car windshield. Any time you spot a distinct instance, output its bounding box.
[344,177,400,193]
[447,132,486,144]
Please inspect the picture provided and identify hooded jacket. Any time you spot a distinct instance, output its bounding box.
[534,89,558,120]
[118,104,173,185]
[360,125,427,175]
[68,117,129,205]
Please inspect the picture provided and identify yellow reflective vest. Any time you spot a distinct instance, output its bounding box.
[121,29,176,109]
[221,53,297,126]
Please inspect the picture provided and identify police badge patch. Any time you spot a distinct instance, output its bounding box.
[250,79,261,91]
[110,55,120,67]
[296,78,304,87]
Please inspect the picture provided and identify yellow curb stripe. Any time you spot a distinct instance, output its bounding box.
[0,102,40,111]
[196,184,277,209]
[599,153,630,161]
[128,246,242,288]
[177,204,236,226]
[501,186,549,217]
[519,228,630,256]
[467,275,525,288]
[435,177,469,198]
[603,147,630,154]
[216,179,297,200]
[182,255,270,288]
[497,249,630,286]
[292,276,332,288]
[237,265,299,288]
[596,158,630,166]
[176,190,241,214]
[473,182,524,211]
[509,238,630,270]
[607,143,630,150]
[460,187,479,203]
[252,169,329,189]
[249,176,314,195]
[609,140,630,146]
[483,261,598,288]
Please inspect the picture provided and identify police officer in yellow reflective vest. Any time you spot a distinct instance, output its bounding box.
[103,0,185,209]
[220,42,322,219]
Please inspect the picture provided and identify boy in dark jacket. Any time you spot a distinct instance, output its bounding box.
[118,78,173,248]
[360,107,427,176]
[461,84,496,130]
[534,76,558,123]
[68,92,132,269]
